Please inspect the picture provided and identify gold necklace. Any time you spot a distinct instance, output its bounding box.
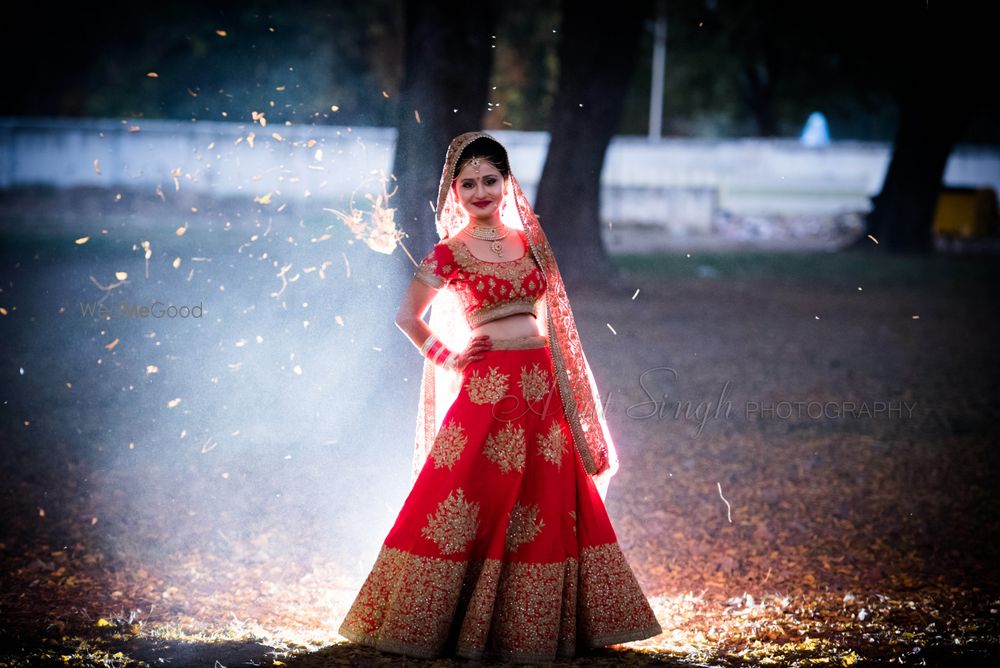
[464,224,509,259]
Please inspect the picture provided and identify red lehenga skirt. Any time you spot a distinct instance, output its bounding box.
[338,334,662,663]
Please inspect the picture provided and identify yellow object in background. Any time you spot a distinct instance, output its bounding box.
[933,186,999,239]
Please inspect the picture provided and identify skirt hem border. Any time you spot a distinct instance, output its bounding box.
[338,620,665,663]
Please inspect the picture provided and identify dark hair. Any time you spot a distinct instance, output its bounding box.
[453,137,510,181]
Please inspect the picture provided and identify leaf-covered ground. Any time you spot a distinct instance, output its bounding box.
[1,186,998,666]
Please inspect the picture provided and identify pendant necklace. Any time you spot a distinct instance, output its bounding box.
[465,223,509,259]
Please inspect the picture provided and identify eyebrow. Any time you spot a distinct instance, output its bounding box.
[459,175,498,182]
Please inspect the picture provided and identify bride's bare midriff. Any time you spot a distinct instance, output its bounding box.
[470,313,541,340]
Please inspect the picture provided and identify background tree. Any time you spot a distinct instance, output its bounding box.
[533,0,653,287]
[858,1,998,253]
[391,0,500,254]
[1,0,402,125]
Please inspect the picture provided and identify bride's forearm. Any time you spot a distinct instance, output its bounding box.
[394,316,434,353]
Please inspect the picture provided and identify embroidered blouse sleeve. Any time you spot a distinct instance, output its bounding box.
[414,242,458,289]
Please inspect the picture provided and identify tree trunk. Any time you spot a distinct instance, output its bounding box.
[534,0,652,288]
[864,98,969,252]
[857,1,988,253]
[392,0,499,255]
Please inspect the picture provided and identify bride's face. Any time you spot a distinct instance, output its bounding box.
[452,159,505,222]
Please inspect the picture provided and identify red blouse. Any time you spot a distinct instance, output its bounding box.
[414,228,547,328]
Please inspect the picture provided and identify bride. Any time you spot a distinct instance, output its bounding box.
[337,132,661,663]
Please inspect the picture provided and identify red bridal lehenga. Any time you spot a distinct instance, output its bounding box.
[337,132,662,663]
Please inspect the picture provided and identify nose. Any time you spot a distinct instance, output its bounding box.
[475,182,488,198]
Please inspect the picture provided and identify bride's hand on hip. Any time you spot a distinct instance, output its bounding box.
[453,335,492,371]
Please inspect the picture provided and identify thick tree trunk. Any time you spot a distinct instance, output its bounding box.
[864,99,969,252]
[534,0,652,288]
[858,1,987,253]
[392,1,499,255]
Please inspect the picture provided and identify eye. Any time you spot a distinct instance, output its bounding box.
[485,177,496,185]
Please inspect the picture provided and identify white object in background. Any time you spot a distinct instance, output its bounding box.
[800,112,831,147]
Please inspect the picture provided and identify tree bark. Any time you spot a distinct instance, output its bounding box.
[392,0,500,255]
[534,0,652,288]
[857,1,989,253]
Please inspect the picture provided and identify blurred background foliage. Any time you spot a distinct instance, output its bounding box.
[2,0,997,143]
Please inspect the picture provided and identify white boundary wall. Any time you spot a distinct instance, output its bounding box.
[1,118,997,234]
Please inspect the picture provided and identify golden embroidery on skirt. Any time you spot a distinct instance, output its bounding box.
[504,501,546,553]
[578,543,663,644]
[340,543,659,660]
[483,421,526,473]
[568,510,577,534]
[518,362,550,403]
[466,366,510,405]
[536,421,568,469]
[430,418,467,470]
[488,559,579,659]
[489,335,547,351]
[338,545,467,654]
[420,487,480,555]
[453,558,503,652]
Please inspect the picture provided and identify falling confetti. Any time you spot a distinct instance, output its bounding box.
[325,171,402,255]
[717,482,732,522]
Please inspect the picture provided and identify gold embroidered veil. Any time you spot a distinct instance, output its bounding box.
[411,131,619,501]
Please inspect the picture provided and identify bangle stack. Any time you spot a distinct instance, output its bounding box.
[420,334,459,371]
